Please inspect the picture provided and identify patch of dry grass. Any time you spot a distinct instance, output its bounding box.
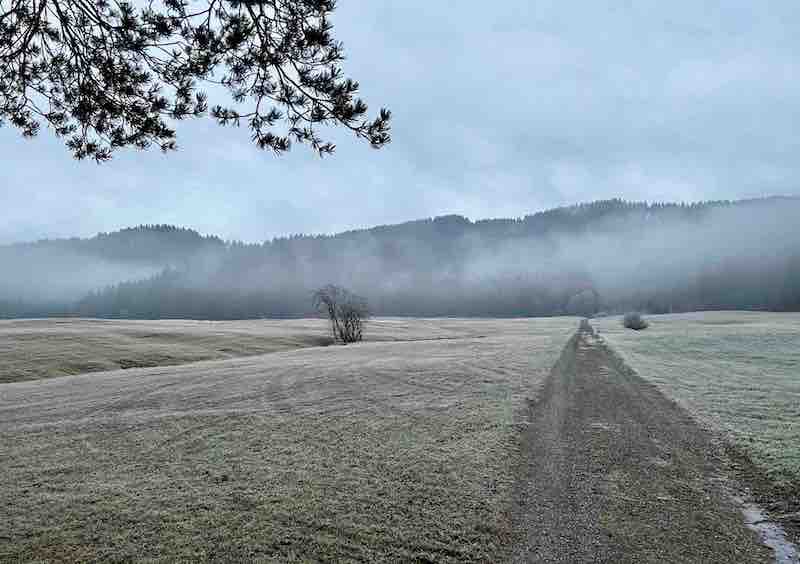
[0,317,577,562]
[593,311,800,487]
[0,318,339,383]
[0,317,501,384]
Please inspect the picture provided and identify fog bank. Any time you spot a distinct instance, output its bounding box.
[2,198,797,319]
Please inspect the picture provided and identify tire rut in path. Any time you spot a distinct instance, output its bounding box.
[511,321,770,563]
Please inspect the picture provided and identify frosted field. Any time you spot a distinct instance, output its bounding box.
[594,311,800,488]
[0,318,333,383]
[0,317,577,562]
[0,317,524,384]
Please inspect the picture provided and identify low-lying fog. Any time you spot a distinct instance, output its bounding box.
[2,198,797,317]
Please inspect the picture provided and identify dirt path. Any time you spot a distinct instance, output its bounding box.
[511,321,771,563]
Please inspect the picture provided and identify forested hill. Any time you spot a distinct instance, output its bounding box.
[5,224,224,263]
[0,225,224,316]
[2,197,799,318]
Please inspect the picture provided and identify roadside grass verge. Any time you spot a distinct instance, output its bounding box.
[593,311,800,490]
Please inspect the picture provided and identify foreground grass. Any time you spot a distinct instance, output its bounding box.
[594,311,800,488]
[0,317,576,562]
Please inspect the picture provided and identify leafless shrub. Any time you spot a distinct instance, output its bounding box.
[623,312,649,330]
[312,285,369,344]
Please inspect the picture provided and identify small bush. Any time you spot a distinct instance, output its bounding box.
[312,284,369,344]
[623,312,648,330]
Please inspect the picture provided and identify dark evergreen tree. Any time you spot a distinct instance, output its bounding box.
[0,0,391,160]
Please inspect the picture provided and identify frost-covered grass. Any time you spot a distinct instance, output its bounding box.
[0,318,337,383]
[0,317,514,383]
[0,317,577,562]
[594,311,800,487]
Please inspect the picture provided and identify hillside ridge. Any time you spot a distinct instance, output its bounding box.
[2,195,799,319]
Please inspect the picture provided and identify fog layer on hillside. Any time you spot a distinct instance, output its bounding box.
[2,198,797,318]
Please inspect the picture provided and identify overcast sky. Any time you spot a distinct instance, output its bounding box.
[1,0,798,244]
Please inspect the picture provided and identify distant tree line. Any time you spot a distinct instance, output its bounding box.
[1,197,799,319]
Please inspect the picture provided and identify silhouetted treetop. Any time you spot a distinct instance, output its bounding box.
[0,0,391,161]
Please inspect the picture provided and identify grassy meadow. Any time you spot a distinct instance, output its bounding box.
[0,317,577,562]
[0,318,336,383]
[0,317,505,384]
[594,311,800,488]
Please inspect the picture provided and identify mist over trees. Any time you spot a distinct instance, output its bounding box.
[1,197,799,320]
[0,225,220,311]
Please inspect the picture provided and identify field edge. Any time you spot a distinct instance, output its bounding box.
[593,322,800,549]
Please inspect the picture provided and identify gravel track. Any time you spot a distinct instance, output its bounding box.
[512,321,770,563]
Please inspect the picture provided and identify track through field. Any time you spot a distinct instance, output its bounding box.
[512,321,773,563]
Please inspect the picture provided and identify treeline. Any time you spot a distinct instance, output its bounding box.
[76,269,589,319]
[4,224,224,265]
[3,197,800,319]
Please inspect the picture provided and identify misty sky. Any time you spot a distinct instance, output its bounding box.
[2,1,798,244]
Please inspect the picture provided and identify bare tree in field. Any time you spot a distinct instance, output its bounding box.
[337,295,369,343]
[312,284,368,344]
[313,284,342,340]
